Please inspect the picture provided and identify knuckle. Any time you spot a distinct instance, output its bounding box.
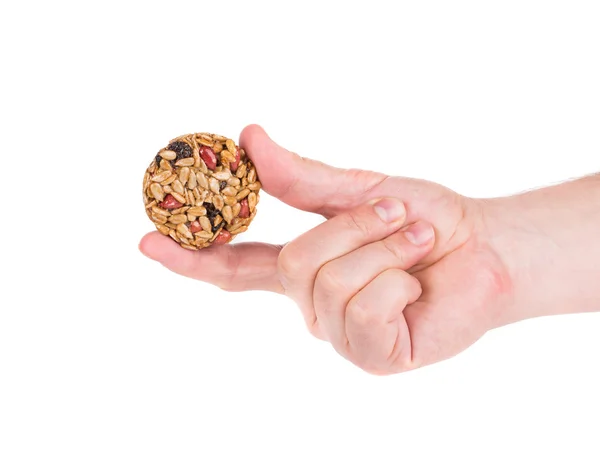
[380,238,406,264]
[346,296,377,328]
[343,212,372,238]
[277,244,304,281]
[316,263,347,294]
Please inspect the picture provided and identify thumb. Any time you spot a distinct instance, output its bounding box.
[239,125,387,217]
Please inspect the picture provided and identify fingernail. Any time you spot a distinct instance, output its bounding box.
[403,222,434,246]
[372,198,406,223]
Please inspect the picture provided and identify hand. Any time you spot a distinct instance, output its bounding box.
[139,125,513,375]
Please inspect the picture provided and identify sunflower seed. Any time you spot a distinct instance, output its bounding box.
[195,230,213,240]
[150,183,165,201]
[187,171,197,189]
[151,170,172,182]
[192,188,202,201]
[162,185,173,194]
[179,167,190,186]
[151,213,168,224]
[172,179,185,195]
[171,192,186,204]
[225,139,236,152]
[171,206,190,215]
[222,186,237,197]
[223,196,237,206]
[247,181,261,191]
[236,162,247,178]
[169,214,188,224]
[152,206,171,217]
[232,202,241,217]
[212,170,231,180]
[156,224,170,236]
[221,150,235,163]
[196,171,209,190]
[227,220,244,232]
[222,205,233,223]
[213,142,223,153]
[236,189,251,200]
[160,159,173,171]
[181,244,198,250]
[175,157,195,167]
[247,168,256,184]
[198,158,208,174]
[248,192,257,212]
[160,174,177,186]
[177,223,193,240]
[198,138,214,147]
[160,150,177,160]
[209,177,220,194]
[213,195,224,211]
[188,206,207,217]
[199,216,212,233]
[169,230,181,243]
[193,149,201,168]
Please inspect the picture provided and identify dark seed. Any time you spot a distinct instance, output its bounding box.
[212,221,225,233]
[203,202,220,219]
[155,154,162,167]
[219,181,227,191]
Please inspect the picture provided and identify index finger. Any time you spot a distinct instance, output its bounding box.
[139,231,284,293]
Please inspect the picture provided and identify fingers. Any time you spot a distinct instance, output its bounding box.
[239,124,388,217]
[277,198,408,331]
[344,269,422,374]
[313,221,435,345]
[139,231,284,293]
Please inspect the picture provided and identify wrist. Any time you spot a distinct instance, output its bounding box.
[481,175,600,326]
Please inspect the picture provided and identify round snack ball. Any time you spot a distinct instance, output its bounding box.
[142,132,260,250]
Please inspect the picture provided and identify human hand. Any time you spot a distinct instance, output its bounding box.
[139,125,514,374]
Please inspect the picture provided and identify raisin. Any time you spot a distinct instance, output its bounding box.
[203,202,220,219]
[155,154,162,167]
[167,141,193,165]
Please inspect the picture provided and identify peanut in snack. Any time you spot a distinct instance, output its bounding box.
[143,132,260,250]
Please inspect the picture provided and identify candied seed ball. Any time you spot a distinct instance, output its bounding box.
[142,132,260,250]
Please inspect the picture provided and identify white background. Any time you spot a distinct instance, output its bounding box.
[1,1,599,458]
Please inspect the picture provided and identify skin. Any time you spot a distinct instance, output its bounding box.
[139,125,600,375]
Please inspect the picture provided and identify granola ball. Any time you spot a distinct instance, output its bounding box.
[143,132,260,250]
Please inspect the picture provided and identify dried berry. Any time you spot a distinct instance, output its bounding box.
[189,221,202,233]
[203,202,220,220]
[213,229,232,245]
[239,198,250,218]
[160,194,184,209]
[230,147,241,172]
[167,141,193,161]
[199,146,217,170]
